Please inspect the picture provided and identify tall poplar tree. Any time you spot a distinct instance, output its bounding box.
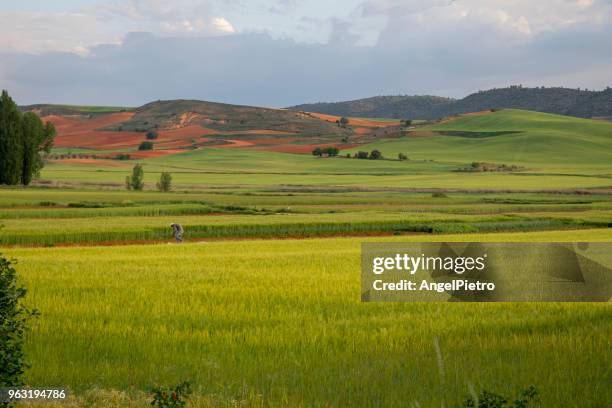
[0,90,55,185]
[0,90,23,185]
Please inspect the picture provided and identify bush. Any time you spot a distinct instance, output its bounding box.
[150,381,192,408]
[432,192,448,198]
[369,150,382,160]
[125,164,145,191]
[324,147,339,156]
[157,172,172,192]
[313,147,339,157]
[138,141,154,151]
[146,130,158,140]
[398,153,408,161]
[0,254,38,390]
[462,385,540,407]
[355,151,369,159]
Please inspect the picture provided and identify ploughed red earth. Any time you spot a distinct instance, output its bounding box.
[43,110,403,162]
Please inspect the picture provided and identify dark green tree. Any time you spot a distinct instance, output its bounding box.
[312,147,322,156]
[0,90,56,186]
[339,117,349,128]
[157,172,172,192]
[146,130,158,140]
[0,91,23,185]
[0,254,39,393]
[20,113,54,185]
[126,164,145,191]
[323,147,339,156]
[369,150,382,160]
[139,141,154,151]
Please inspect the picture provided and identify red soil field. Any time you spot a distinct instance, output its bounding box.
[44,113,145,149]
[306,112,399,128]
[43,110,402,159]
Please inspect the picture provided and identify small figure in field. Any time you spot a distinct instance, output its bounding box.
[170,223,184,243]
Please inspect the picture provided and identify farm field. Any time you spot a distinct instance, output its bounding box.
[1,187,611,246]
[33,109,612,192]
[4,230,612,407]
[1,107,610,407]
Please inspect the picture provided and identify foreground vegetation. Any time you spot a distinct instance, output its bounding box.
[4,231,611,407]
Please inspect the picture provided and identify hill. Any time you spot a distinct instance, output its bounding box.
[289,86,612,120]
[348,109,612,168]
[24,99,397,157]
[104,99,351,136]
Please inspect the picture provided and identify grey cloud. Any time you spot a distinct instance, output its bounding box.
[2,14,611,107]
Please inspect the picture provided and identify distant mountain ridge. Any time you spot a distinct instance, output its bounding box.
[288,86,612,120]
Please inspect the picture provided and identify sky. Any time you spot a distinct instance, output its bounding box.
[0,0,610,107]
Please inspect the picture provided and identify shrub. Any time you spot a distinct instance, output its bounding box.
[0,254,39,390]
[432,192,448,198]
[369,150,382,160]
[324,147,339,156]
[313,147,339,157]
[462,385,540,407]
[356,151,369,159]
[138,141,154,151]
[146,131,158,140]
[398,153,408,161]
[150,381,192,408]
[157,172,172,192]
[125,164,144,191]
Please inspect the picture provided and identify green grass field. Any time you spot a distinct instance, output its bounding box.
[352,110,612,168]
[4,231,611,407]
[1,108,610,407]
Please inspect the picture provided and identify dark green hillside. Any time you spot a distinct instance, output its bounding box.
[290,95,454,119]
[289,86,612,120]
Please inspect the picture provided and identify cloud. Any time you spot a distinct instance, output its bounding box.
[100,0,235,35]
[269,0,300,14]
[0,0,235,54]
[0,12,119,55]
[212,17,236,33]
[1,0,610,107]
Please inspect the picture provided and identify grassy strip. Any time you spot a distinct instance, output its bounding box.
[1,217,606,246]
[0,204,291,219]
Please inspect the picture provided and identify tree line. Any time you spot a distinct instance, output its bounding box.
[0,90,56,185]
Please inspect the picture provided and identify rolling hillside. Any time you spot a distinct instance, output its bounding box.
[289,86,612,120]
[24,100,390,156]
[348,109,612,168]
